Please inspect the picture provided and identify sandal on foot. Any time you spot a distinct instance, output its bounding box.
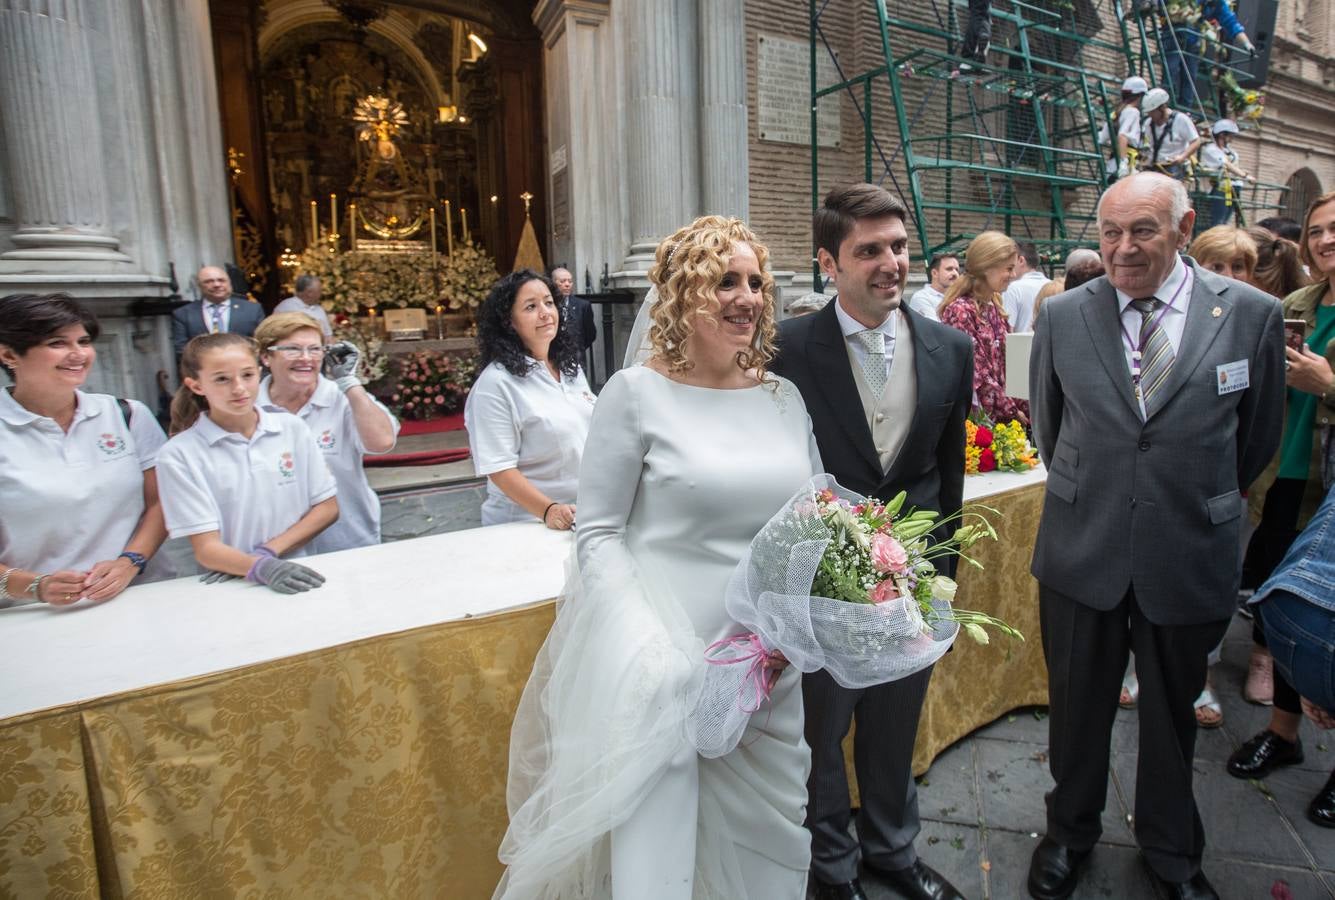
[1194,687,1223,729]
[1244,646,1274,706]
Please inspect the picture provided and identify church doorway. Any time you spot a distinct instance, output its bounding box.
[210,0,546,306]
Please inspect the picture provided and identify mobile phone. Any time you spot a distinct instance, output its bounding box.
[1283,319,1307,353]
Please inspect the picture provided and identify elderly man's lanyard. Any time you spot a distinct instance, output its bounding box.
[1119,267,1193,401]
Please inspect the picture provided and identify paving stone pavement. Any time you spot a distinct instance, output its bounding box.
[161,481,1334,898]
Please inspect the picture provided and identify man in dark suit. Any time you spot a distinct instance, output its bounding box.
[170,265,264,358]
[549,266,597,353]
[1026,173,1285,900]
[772,183,973,900]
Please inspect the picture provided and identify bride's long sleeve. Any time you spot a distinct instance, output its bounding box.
[574,370,645,571]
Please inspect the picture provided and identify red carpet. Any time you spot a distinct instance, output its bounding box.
[363,410,470,467]
[397,412,465,436]
[364,447,470,468]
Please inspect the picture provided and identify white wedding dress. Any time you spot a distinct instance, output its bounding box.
[495,365,823,899]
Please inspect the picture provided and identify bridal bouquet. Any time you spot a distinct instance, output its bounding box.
[687,475,1022,757]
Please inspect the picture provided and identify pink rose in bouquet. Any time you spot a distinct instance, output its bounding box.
[870,533,909,574]
[869,578,901,605]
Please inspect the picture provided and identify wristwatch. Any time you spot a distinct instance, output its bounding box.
[118,551,148,573]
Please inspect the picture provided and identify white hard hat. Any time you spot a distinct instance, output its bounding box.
[1142,87,1170,112]
[1121,76,1148,94]
[1212,118,1239,136]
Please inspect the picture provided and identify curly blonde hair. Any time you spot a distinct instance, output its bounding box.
[646,216,777,379]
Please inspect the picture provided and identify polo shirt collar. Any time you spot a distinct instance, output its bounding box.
[0,388,99,426]
[194,406,282,445]
[257,375,335,415]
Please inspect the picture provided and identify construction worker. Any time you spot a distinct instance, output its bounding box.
[1198,118,1256,226]
[1139,87,1201,182]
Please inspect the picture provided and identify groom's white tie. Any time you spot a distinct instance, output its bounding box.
[853,329,888,397]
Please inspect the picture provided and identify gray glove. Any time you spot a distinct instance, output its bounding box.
[246,555,326,594]
[200,570,239,584]
[323,340,362,392]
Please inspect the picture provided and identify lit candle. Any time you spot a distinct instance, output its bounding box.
[330,193,338,243]
[429,206,438,264]
[460,207,469,243]
[444,200,454,257]
[309,201,318,245]
[349,203,358,251]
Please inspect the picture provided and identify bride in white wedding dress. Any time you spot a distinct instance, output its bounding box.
[494,216,823,899]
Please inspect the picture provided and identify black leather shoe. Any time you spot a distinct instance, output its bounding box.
[1147,870,1219,899]
[1308,770,1335,828]
[1027,836,1090,900]
[870,859,964,900]
[813,878,868,900]
[1226,729,1304,778]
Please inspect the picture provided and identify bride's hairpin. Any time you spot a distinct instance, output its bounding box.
[662,241,679,269]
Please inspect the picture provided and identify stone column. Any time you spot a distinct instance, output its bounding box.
[0,0,129,260]
[622,0,692,266]
[699,0,749,219]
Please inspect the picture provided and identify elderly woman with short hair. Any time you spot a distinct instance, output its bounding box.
[254,312,399,552]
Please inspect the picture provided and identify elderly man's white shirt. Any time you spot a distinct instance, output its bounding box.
[272,297,334,336]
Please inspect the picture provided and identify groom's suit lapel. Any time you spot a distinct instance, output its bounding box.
[807,301,881,474]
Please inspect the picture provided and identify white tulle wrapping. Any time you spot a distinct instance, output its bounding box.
[494,543,748,899]
[687,475,958,759]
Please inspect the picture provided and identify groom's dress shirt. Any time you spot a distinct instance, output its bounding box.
[834,296,897,379]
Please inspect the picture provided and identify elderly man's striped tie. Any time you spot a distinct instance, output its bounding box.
[1130,297,1174,413]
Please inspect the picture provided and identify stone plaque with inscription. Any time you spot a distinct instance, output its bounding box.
[758,34,841,147]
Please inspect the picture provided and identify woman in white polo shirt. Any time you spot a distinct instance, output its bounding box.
[253,312,398,553]
[465,269,595,529]
[0,293,169,607]
[157,333,337,594]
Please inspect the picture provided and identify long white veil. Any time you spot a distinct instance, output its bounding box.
[621,286,658,369]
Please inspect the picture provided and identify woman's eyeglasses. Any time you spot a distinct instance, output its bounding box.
[269,345,326,359]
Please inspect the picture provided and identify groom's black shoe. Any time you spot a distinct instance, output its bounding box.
[813,878,868,900]
[869,859,964,900]
[1027,836,1090,900]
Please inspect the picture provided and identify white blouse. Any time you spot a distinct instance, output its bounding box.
[464,360,596,525]
[0,390,168,605]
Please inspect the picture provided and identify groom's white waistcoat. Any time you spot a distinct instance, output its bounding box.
[847,310,918,475]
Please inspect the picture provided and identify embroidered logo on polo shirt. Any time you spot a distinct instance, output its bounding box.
[317,429,336,451]
[278,452,296,479]
[97,433,128,457]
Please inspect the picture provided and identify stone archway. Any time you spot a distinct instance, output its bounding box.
[1282,167,1323,221]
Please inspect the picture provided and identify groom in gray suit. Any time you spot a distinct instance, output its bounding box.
[1026,173,1285,900]
[773,183,973,900]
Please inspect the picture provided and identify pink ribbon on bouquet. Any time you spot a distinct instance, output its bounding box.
[704,632,775,713]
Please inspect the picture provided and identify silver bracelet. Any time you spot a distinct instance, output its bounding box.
[25,573,45,601]
[0,567,17,601]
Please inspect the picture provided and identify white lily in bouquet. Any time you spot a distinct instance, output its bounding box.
[687,474,1022,758]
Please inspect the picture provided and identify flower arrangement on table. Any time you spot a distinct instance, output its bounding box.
[966,415,1038,474]
[383,350,478,420]
[331,314,388,384]
[439,240,499,312]
[686,475,1022,758]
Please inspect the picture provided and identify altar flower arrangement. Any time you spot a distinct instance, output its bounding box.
[385,350,478,420]
[439,240,498,312]
[966,416,1037,474]
[686,475,1021,758]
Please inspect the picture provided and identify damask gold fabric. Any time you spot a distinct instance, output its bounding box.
[0,484,1044,898]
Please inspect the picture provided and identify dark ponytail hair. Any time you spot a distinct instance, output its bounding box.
[170,333,258,434]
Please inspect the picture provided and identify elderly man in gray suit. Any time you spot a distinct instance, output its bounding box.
[1026,172,1285,900]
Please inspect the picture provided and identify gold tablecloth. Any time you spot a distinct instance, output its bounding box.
[1,483,1044,899]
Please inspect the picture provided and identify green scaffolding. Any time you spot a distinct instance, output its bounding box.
[809,0,1282,283]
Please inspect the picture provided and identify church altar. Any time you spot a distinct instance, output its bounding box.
[0,470,1046,899]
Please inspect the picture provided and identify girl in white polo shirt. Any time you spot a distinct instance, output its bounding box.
[157,333,338,594]
[254,312,399,553]
[0,293,170,607]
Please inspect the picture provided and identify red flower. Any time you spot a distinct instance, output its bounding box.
[974,426,993,448]
[979,448,997,472]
